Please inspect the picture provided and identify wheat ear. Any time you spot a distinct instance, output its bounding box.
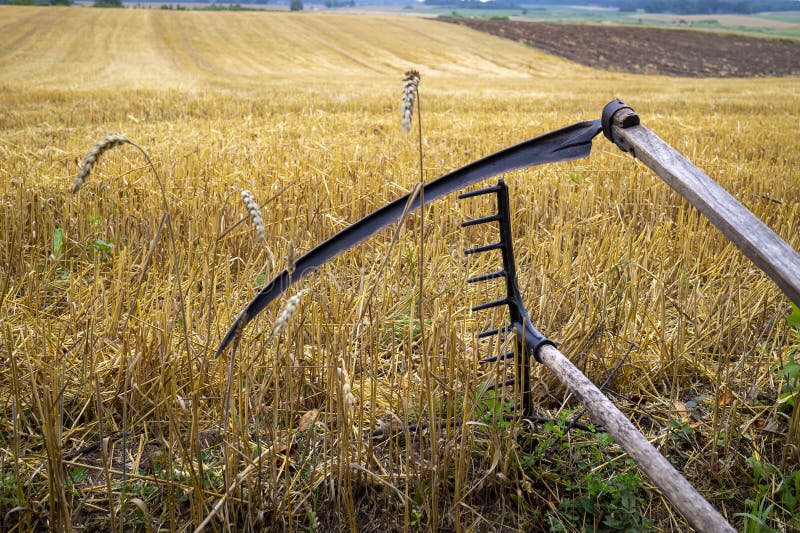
[401,70,420,133]
[240,189,266,242]
[273,289,308,338]
[336,363,356,413]
[71,134,129,193]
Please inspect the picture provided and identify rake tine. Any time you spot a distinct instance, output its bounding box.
[476,324,513,339]
[464,242,503,255]
[485,379,516,392]
[461,214,501,227]
[477,328,499,338]
[472,298,509,312]
[457,184,502,199]
[467,270,506,284]
[478,352,515,364]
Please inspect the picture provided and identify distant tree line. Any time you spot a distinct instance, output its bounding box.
[0,0,313,6]
[424,0,521,8]
[613,0,797,13]
[4,0,794,13]
[5,0,71,4]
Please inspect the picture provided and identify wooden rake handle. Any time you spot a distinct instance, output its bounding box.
[604,100,800,306]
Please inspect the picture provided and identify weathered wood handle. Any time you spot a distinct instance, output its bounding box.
[611,110,800,306]
[537,344,735,532]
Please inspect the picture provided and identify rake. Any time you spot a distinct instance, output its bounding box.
[459,179,551,417]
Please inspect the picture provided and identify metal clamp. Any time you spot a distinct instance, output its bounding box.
[602,99,640,153]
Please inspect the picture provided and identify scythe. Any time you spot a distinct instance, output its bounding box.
[216,100,800,532]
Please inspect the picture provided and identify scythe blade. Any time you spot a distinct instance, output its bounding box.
[216,119,602,355]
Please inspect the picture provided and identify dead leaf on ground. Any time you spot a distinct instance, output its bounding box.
[672,400,690,422]
[716,387,734,408]
[298,409,319,432]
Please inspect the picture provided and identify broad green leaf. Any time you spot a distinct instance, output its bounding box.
[90,239,114,254]
[787,303,800,330]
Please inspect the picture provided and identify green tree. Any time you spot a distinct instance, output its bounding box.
[94,0,123,6]
[290,0,303,10]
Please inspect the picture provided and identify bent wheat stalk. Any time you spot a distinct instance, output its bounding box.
[71,134,201,523]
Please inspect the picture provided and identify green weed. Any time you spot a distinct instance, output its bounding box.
[515,414,653,532]
[547,457,652,532]
[87,239,115,261]
[737,457,800,532]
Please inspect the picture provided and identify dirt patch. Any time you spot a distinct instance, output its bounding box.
[443,19,800,77]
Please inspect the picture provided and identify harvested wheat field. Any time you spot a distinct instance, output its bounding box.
[1,5,799,532]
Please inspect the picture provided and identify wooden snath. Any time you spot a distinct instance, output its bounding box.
[605,101,800,307]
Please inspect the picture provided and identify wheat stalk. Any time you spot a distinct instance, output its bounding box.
[71,134,129,193]
[240,189,266,242]
[401,70,420,134]
[400,67,440,525]
[70,133,201,517]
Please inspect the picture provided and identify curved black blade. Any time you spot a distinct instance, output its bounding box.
[216,119,602,355]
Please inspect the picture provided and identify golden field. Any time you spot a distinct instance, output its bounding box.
[1,6,799,531]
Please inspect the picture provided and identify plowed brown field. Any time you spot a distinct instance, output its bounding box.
[445,19,800,77]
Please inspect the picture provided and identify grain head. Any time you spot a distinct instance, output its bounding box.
[71,134,129,193]
[401,69,420,133]
[273,289,309,338]
[240,189,266,242]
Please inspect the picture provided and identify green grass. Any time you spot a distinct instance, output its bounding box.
[521,414,654,532]
[757,11,800,23]
[427,4,800,37]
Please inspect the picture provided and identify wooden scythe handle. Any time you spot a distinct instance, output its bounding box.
[611,108,800,306]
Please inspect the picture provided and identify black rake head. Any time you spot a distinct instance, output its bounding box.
[459,179,554,416]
